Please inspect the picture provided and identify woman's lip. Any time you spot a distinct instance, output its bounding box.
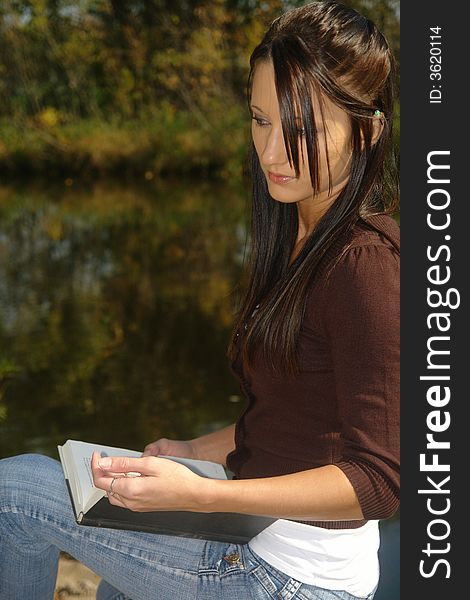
[268,171,296,184]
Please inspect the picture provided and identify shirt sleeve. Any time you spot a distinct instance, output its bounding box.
[317,242,400,520]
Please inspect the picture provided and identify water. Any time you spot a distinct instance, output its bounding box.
[0,180,398,598]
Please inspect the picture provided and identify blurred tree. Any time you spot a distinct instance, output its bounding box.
[0,0,399,119]
[0,0,399,177]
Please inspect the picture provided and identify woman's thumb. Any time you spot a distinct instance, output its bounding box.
[97,455,147,475]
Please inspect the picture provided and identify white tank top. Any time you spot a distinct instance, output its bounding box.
[249,519,380,597]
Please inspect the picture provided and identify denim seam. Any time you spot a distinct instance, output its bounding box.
[0,507,200,577]
[279,578,302,600]
[251,565,279,598]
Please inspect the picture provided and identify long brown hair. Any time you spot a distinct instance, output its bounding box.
[227,0,398,375]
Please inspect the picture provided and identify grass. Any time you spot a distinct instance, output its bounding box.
[0,104,249,182]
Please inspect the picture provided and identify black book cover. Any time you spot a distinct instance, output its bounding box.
[65,478,276,544]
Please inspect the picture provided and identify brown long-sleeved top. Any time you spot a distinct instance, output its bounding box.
[226,214,400,529]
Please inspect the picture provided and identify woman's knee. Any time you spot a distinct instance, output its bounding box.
[0,453,63,506]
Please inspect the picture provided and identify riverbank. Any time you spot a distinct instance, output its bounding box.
[0,106,248,182]
[55,554,100,599]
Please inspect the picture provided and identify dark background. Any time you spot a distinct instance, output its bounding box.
[401,0,466,596]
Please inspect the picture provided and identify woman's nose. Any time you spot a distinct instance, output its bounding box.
[261,126,288,167]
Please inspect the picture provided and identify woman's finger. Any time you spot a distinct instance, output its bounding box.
[106,483,128,509]
[95,455,152,476]
[91,453,134,490]
[95,469,131,508]
[142,442,160,457]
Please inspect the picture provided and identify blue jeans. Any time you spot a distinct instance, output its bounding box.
[0,454,376,600]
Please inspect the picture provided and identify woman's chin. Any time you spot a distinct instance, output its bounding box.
[267,188,300,204]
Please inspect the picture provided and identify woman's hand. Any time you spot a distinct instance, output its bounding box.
[141,438,196,459]
[91,452,211,513]
[141,424,236,465]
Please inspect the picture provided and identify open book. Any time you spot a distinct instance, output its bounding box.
[58,439,276,543]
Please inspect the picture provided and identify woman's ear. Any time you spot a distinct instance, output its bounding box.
[371,111,385,146]
[360,111,384,149]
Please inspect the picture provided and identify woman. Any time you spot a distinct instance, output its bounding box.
[0,2,399,599]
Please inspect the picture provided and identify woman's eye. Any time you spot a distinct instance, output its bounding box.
[297,126,306,137]
[252,116,270,127]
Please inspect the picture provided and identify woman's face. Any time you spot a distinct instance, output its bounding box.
[250,60,352,215]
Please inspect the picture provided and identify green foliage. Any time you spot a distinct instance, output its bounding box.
[0,103,250,179]
[0,1,400,179]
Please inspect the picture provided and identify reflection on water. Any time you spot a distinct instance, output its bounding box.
[0,180,248,456]
[0,180,398,599]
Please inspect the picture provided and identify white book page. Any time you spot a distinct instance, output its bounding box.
[157,455,227,480]
[59,439,227,515]
[60,440,142,514]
